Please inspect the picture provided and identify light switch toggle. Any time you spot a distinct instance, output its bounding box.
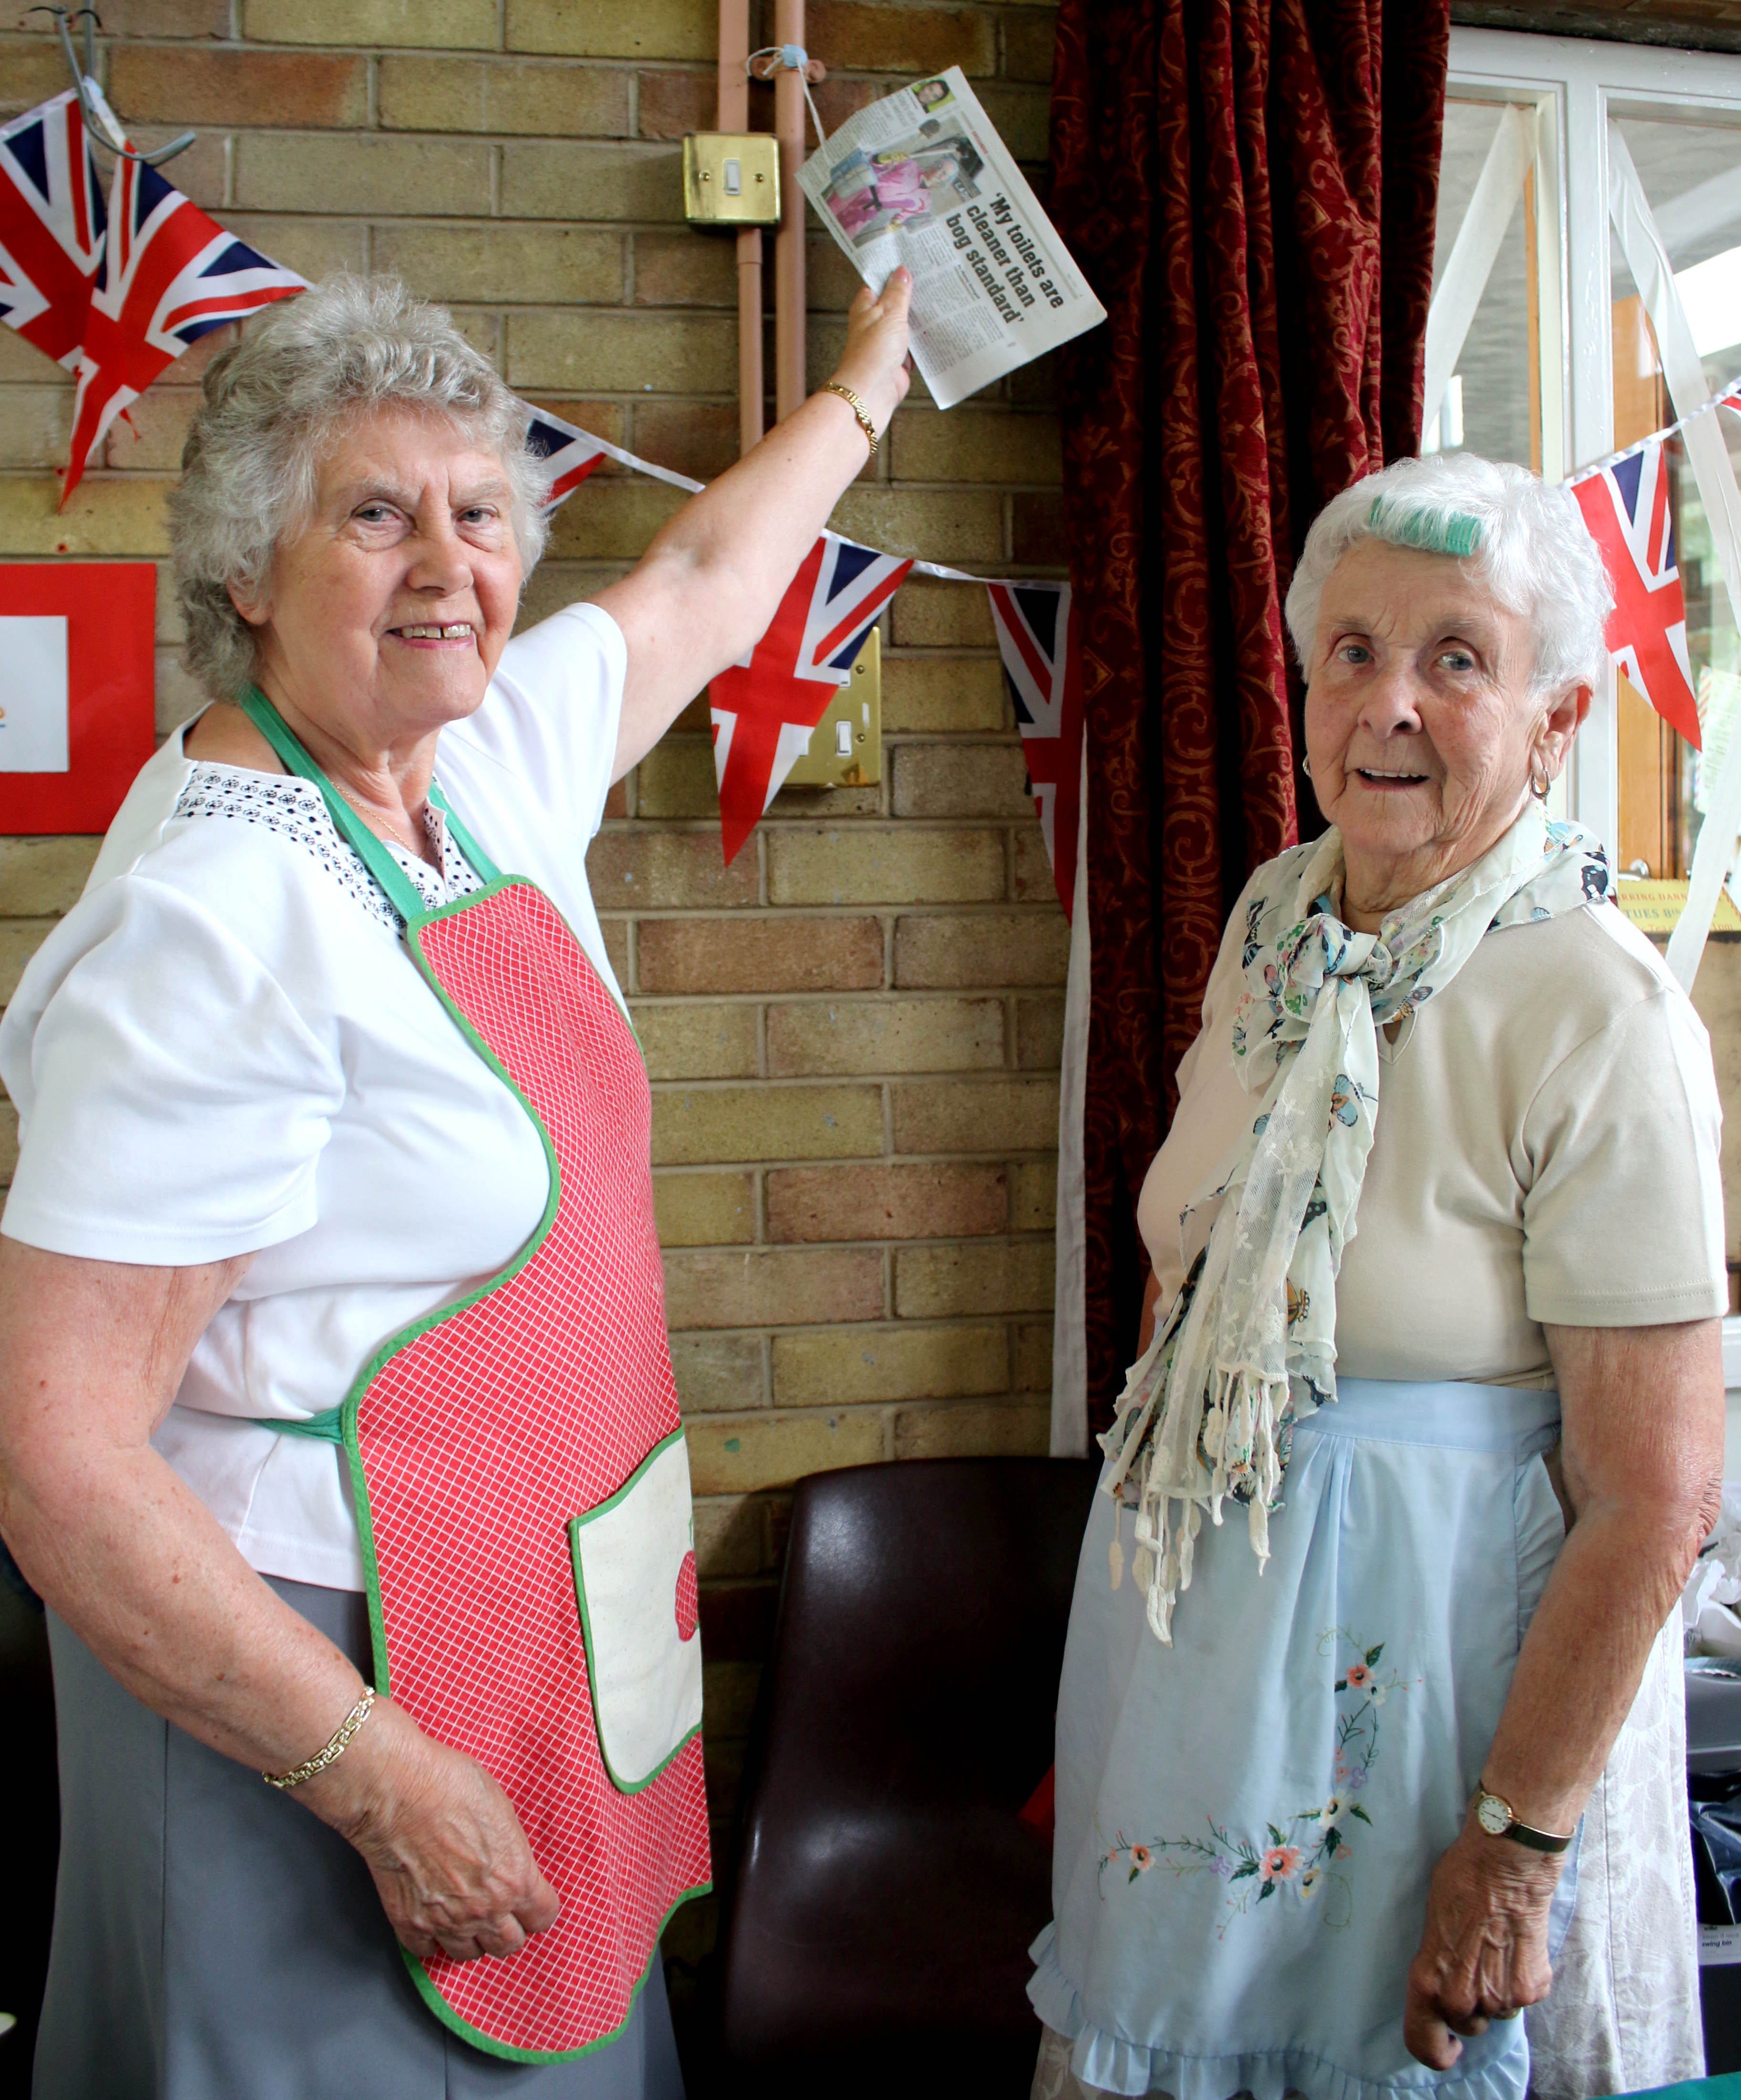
[724,158,742,196]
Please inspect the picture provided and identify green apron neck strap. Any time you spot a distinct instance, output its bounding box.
[427,781,501,886]
[235,684,496,924]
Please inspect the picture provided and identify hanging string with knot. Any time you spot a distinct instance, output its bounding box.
[745,44,830,151]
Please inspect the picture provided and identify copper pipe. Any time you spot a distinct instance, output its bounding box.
[716,0,747,123]
[773,0,806,424]
[736,229,764,455]
[717,0,763,455]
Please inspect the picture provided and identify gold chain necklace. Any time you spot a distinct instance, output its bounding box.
[330,777,433,865]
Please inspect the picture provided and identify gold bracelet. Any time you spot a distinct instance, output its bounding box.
[823,381,879,456]
[263,1686,377,1790]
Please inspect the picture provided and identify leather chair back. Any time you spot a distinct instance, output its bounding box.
[719,1455,1099,2095]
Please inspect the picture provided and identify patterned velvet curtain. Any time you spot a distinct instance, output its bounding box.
[1050,0,1450,1429]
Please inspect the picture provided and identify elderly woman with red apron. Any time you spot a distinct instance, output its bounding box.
[0,272,911,2097]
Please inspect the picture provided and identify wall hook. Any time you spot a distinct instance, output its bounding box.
[27,6,197,168]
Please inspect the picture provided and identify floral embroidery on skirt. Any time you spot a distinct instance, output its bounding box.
[1096,1628,1417,1938]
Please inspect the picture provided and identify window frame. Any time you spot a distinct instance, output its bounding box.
[1447,27,1741,861]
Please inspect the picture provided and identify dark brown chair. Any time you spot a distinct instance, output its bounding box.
[718,1455,1100,2098]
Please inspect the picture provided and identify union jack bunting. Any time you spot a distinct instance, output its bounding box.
[988,580,1084,918]
[1569,436,1702,749]
[0,89,105,369]
[520,401,703,503]
[523,407,611,506]
[63,156,304,504]
[710,533,913,864]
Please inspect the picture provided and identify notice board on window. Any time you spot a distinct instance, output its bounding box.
[0,563,156,836]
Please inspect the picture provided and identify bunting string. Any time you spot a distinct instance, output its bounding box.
[523,400,1082,900]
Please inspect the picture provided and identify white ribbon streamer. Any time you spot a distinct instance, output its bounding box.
[1422,105,1534,441]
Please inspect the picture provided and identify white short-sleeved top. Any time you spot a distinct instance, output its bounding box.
[0,603,629,1590]
[1136,883,1728,1387]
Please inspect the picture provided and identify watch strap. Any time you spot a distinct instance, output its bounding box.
[1475,1785,1574,1854]
[1500,1816,1573,1854]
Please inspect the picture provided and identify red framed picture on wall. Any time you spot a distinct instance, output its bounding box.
[0,563,157,836]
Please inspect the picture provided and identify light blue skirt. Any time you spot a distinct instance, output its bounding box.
[1029,1379,1578,2100]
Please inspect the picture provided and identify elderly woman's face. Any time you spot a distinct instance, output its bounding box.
[1304,539,1583,912]
[237,405,523,741]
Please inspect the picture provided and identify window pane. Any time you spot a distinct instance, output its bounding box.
[1612,115,1741,392]
[1429,101,1536,470]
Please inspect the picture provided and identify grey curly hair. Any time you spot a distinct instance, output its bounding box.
[170,275,553,702]
[1283,451,1615,699]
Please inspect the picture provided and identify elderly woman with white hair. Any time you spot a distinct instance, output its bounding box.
[1029,452,1727,2100]
[0,271,910,2097]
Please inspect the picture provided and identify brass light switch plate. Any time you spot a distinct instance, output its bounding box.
[682,134,781,226]
[784,628,882,788]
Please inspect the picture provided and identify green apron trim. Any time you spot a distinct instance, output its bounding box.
[401,1882,711,2068]
[264,1407,345,1444]
[232,683,707,2063]
[567,1425,703,1796]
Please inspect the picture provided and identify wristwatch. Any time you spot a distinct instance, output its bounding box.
[1472,1783,1574,1854]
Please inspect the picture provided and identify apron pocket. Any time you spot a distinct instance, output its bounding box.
[568,1429,704,1793]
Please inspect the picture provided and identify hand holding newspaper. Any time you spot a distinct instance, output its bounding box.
[799,67,1106,411]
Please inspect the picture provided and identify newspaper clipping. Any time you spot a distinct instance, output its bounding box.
[798,67,1106,411]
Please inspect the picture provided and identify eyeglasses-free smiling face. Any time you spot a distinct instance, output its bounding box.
[1303,538,1587,930]
[233,404,524,756]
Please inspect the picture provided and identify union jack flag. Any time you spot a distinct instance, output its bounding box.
[1569,436,1701,748]
[63,155,304,504]
[988,580,1084,918]
[523,407,611,505]
[0,89,105,369]
[710,534,913,864]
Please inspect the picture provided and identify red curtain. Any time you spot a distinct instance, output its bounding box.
[1049,0,1449,1428]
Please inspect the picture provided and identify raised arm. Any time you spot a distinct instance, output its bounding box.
[596,271,913,782]
[0,1235,559,1964]
[1403,1316,1723,2066]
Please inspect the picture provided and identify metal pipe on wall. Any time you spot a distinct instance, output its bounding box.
[717,0,764,456]
[773,0,807,424]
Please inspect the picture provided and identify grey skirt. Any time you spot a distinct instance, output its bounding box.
[33,1576,686,2100]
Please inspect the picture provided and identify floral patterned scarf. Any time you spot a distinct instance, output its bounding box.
[1101,799,1612,1646]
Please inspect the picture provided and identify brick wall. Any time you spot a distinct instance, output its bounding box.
[0,0,1066,1942]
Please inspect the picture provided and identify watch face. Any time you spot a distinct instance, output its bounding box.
[1477,1794,1510,1838]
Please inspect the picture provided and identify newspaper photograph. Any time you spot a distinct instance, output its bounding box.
[798,67,1106,411]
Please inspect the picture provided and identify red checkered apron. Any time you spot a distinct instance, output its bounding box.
[240,688,711,2064]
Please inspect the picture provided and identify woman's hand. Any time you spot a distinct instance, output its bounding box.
[302,1696,560,1963]
[1403,1821,1562,2067]
[829,268,914,437]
